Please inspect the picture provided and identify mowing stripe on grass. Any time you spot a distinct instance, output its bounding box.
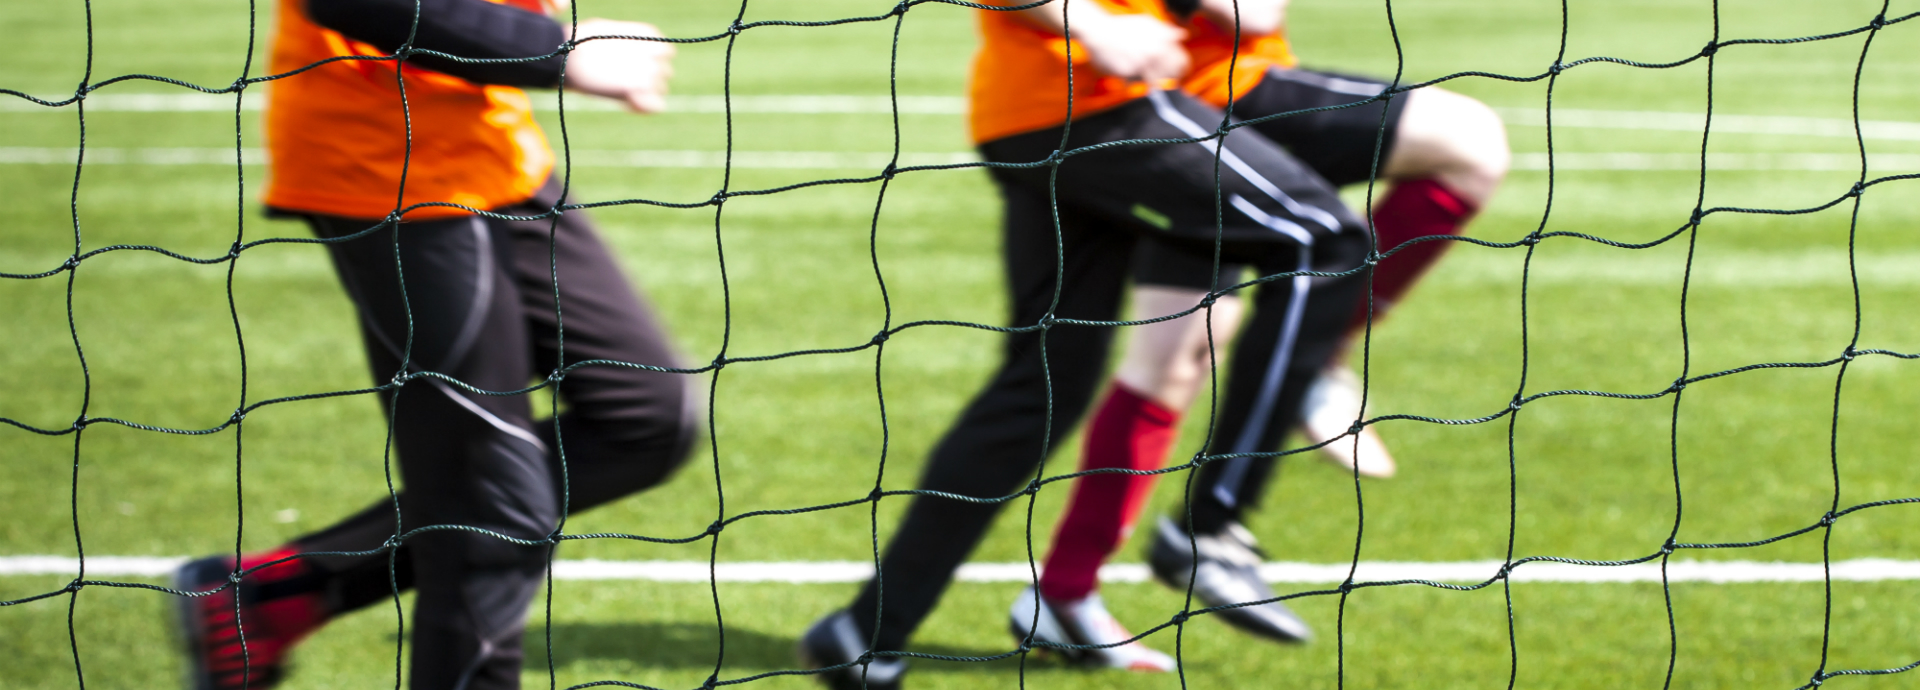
[6,556,1918,584]
[5,147,1919,172]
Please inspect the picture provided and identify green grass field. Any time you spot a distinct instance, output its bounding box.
[4,0,1920,688]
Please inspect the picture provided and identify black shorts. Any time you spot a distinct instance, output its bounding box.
[981,90,1364,271]
[1233,67,1409,188]
[1133,68,1407,290]
[1131,234,1250,292]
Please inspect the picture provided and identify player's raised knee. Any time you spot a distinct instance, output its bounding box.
[1392,88,1511,204]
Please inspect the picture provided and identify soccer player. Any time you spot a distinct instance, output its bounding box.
[797,0,1371,685]
[170,1,692,689]
[1026,0,1513,658]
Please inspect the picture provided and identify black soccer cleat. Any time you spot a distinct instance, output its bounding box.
[1146,516,1314,643]
[797,610,908,690]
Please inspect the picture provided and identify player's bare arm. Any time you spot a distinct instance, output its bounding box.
[303,0,674,112]
[566,19,676,113]
[1012,0,1190,81]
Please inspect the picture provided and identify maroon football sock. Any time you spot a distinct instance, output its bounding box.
[1348,178,1477,335]
[1038,383,1179,602]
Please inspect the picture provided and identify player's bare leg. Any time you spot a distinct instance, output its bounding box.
[1020,286,1243,671]
[1298,86,1511,477]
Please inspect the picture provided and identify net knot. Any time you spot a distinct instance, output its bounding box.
[711,355,729,370]
[1338,578,1355,594]
[389,371,408,387]
[1848,181,1866,198]
[1661,538,1677,555]
[384,211,405,226]
[868,487,885,503]
[1548,61,1566,75]
[705,520,724,537]
[891,0,911,18]
[1668,377,1687,394]
[228,241,243,260]
[227,78,248,94]
[870,330,890,346]
[547,369,566,384]
[1036,314,1056,330]
[1170,611,1191,624]
[1699,41,1719,58]
[1044,149,1066,167]
[63,254,80,271]
[1689,207,1705,226]
[1819,511,1837,527]
[1495,563,1513,580]
[1348,420,1367,436]
[881,162,899,180]
[228,409,246,424]
[1809,674,1826,686]
[1842,346,1857,362]
[1870,13,1887,30]
[701,674,719,690]
[1508,396,1523,412]
[728,20,745,35]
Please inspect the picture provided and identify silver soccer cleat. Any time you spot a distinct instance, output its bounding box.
[1146,516,1313,643]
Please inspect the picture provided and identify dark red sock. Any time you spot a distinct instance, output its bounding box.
[1039,383,1180,602]
[1348,178,1477,334]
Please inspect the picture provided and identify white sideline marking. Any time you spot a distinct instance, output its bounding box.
[1510,152,1920,171]
[6,556,1919,584]
[0,93,958,114]
[0,147,975,169]
[6,147,1920,173]
[10,94,1920,141]
[1496,107,1920,142]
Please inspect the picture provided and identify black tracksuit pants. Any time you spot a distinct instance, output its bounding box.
[844,91,1371,652]
[288,179,698,690]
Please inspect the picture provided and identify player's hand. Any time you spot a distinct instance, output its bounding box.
[563,18,675,113]
[1073,13,1189,82]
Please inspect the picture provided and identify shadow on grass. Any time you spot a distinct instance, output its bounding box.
[528,621,1035,675]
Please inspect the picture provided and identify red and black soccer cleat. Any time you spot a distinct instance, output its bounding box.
[175,549,330,690]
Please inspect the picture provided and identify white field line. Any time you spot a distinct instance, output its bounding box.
[0,148,973,169]
[5,147,1919,172]
[5,556,1919,584]
[0,94,962,115]
[9,93,1920,142]
[1494,107,1920,142]
[1511,152,1920,171]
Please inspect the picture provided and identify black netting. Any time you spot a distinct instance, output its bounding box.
[3,1,1917,689]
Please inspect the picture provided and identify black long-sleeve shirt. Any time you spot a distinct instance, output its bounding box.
[305,0,568,87]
